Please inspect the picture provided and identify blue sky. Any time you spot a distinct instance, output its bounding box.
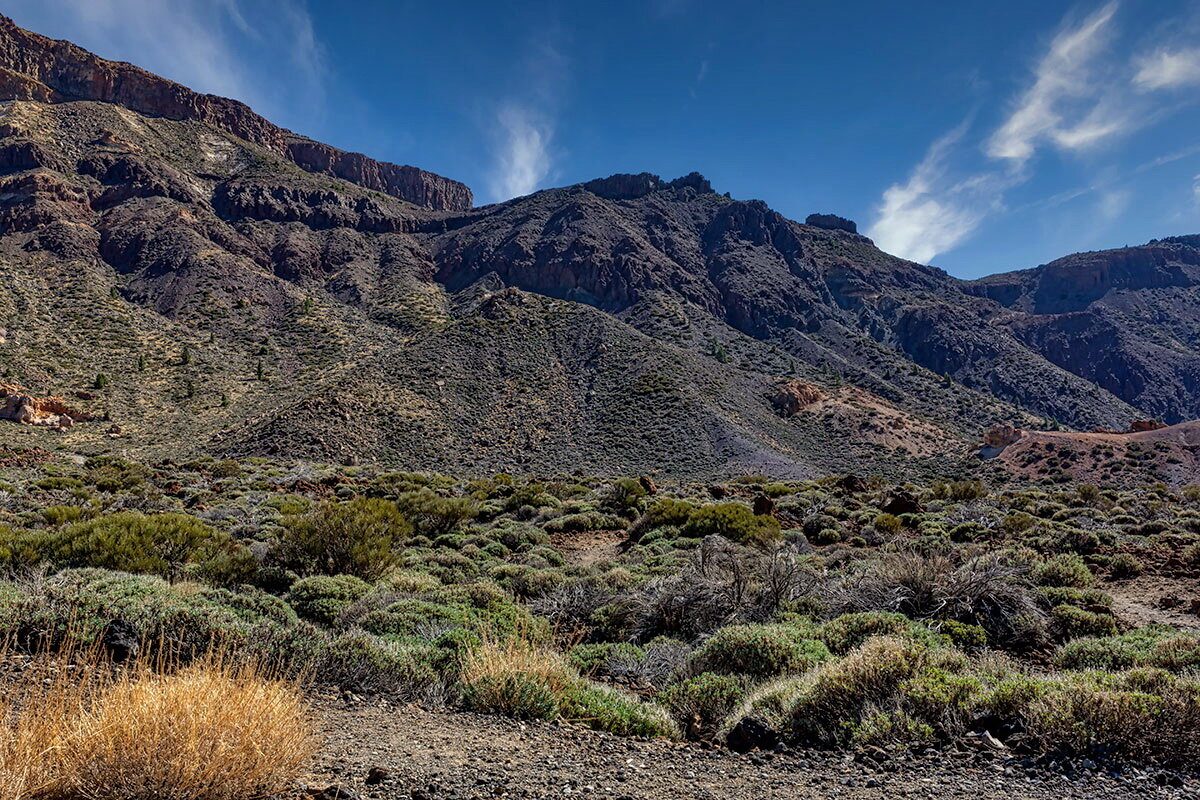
[8,0,1200,278]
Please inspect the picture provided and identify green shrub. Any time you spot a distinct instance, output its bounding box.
[819,612,926,655]
[559,682,679,738]
[276,497,411,579]
[1108,552,1143,578]
[286,574,371,625]
[395,489,478,539]
[1033,554,1094,588]
[35,513,229,578]
[1050,604,1118,640]
[659,673,748,738]
[682,504,781,547]
[1055,627,1200,672]
[683,624,829,679]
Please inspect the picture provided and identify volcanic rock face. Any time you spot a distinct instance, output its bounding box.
[1,15,1200,475]
[0,16,471,211]
[805,213,857,234]
[983,424,1021,449]
[772,381,822,417]
[0,383,85,428]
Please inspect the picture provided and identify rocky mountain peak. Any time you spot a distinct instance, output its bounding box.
[581,171,713,200]
[0,15,472,211]
[805,213,857,234]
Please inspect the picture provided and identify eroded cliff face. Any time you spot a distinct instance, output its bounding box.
[0,16,472,211]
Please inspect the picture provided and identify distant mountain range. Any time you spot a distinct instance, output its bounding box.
[1,16,1198,479]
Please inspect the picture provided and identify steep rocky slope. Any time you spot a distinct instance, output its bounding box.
[967,237,1200,423]
[0,15,470,211]
[0,16,1197,478]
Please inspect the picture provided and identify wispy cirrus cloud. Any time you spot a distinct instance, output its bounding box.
[4,0,328,126]
[985,2,1123,165]
[870,1,1200,264]
[869,123,1006,264]
[489,105,555,201]
[1134,48,1200,91]
[486,37,568,202]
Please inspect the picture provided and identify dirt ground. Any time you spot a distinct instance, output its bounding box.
[1106,575,1200,631]
[303,695,1197,800]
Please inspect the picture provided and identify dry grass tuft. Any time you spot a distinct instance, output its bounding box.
[0,646,314,800]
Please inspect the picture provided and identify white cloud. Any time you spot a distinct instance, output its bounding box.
[485,36,567,202]
[986,2,1123,164]
[4,0,327,124]
[488,105,554,201]
[1134,48,1200,90]
[1097,189,1129,220]
[868,124,1012,263]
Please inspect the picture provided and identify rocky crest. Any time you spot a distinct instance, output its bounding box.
[0,16,471,211]
[0,382,86,428]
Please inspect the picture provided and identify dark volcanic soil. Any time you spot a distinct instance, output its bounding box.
[305,695,1197,800]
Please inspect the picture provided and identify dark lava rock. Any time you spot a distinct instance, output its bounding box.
[805,213,857,233]
[725,716,780,753]
[101,618,140,662]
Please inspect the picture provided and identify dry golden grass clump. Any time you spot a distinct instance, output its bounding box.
[0,647,314,800]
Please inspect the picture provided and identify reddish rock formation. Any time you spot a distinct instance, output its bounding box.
[1129,419,1167,433]
[983,424,1021,449]
[0,16,472,211]
[771,381,822,417]
[0,382,87,429]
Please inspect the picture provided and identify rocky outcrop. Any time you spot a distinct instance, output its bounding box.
[983,424,1021,449]
[771,380,822,417]
[285,138,472,213]
[0,383,87,428]
[1130,419,1167,433]
[805,213,857,234]
[582,172,713,201]
[0,16,471,211]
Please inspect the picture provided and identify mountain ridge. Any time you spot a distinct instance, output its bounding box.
[0,16,1198,480]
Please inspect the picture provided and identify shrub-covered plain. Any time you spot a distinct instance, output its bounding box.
[1,455,1199,768]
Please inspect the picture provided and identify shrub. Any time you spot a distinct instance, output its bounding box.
[286,575,371,626]
[760,637,933,747]
[683,624,830,679]
[559,682,678,739]
[1033,554,1094,588]
[36,513,229,579]
[819,612,924,655]
[1108,552,1143,579]
[659,673,748,738]
[275,498,411,579]
[1055,627,1200,673]
[460,641,575,720]
[1050,604,1118,640]
[395,489,478,539]
[682,504,781,547]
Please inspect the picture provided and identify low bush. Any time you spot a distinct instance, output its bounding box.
[275,498,411,580]
[682,624,829,679]
[286,575,371,626]
[659,672,748,738]
[682,504,781,547]
[0,652,313,800]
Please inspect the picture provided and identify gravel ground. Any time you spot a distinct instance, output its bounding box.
[304,694,1198,800]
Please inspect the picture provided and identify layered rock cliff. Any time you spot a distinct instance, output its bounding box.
[0,15,472,211]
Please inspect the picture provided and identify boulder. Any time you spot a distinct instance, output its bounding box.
[771,380,822,417]
[983,424,1021,449]
[725,715,780,753]
[1129,419,1167,432]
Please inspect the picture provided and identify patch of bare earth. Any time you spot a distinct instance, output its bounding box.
[304,697,1194,800]
[1106,575,1200,631]
[551,529,627,568]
